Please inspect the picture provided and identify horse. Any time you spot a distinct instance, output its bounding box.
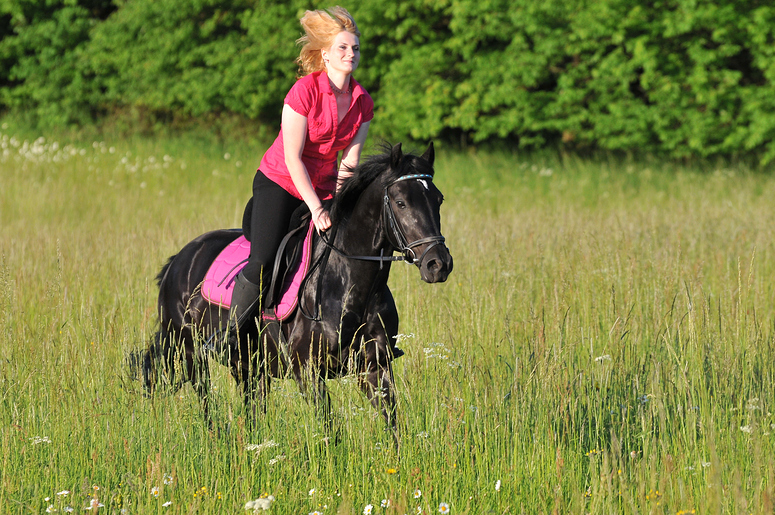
[129,143,453,437]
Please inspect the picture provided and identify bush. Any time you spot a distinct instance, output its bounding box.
[1,0,774,162]
[367,0,775,163]
[84,0,303,125]
[0,0,115,126]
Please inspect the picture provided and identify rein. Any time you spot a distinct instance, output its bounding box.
[299,173,445,322]
[321,174,446,269]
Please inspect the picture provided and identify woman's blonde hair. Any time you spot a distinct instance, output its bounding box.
[296,6,360,77]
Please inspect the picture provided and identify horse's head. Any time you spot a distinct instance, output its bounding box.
[384,143,453,283]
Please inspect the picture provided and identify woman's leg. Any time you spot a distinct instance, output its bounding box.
[225,172,302,353]
[241,172,304,295]
[229,172,302,331]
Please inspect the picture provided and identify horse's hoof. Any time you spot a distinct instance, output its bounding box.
[391,346,405,359]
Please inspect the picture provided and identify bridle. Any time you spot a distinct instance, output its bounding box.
[301,173,447,321]
[321,173,447,269]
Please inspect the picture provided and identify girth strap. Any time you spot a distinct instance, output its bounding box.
[266,220,309,308]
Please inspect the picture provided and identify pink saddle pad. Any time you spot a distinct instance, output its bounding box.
[201,223,315,321]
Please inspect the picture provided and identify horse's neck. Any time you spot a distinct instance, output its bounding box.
[325,184,392,299]
[336,183,390,256]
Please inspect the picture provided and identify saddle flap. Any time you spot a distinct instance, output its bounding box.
[201,221,315,322]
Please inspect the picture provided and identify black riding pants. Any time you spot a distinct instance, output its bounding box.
[240,171,304,288]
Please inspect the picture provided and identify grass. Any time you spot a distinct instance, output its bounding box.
[1,120,775,514]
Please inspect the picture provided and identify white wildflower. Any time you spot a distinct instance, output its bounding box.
[245,495,275,511]
[246,440,279,455]
[268,454,286,465]
[394,333,415,343]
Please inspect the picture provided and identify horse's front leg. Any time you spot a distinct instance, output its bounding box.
[312,377,335,439]
[357,286,401,446]
[358,362,398,438]
[291,366,336,441]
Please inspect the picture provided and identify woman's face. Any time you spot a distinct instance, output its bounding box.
[322,31,360,76]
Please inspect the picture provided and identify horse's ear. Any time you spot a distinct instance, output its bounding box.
[421,141,435,166]
[391,143,403,170]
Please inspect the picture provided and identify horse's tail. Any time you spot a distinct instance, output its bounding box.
[126,331,159,396]
[127,253,183,396]
[127,326,185,397]
[156,253,177,287]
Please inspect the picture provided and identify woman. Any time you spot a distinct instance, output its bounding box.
[228,6,373,345]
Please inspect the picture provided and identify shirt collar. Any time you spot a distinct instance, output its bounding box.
[315,71,366,102]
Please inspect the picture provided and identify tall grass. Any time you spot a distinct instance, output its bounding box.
[1,122,774,514]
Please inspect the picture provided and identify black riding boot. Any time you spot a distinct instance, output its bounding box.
[223,272,263,357]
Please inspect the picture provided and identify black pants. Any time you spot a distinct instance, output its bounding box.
[240,171,304,287]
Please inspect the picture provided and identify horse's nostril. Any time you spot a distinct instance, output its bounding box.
[426,259,440,273]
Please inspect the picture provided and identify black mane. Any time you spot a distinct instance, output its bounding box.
[330,143,435,224]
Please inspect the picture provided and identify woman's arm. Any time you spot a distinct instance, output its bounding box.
[282,104,331,232]
[336,121,370,192]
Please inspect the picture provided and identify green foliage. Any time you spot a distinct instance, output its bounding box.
[0,0,115,126]
[377,0,775,162]
[0,0,774,162]
[84,0,303,124]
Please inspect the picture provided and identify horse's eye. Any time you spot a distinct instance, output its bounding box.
[395,199,406,209]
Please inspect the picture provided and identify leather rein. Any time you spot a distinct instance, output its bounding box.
[320,173,446,269]
[300,173,446,321]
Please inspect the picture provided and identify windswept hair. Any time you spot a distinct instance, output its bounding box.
[296,6,360,76]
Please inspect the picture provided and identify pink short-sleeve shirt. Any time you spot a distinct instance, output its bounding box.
[259,71,374,200]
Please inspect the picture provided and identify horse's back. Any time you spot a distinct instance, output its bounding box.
[157,229,242,323]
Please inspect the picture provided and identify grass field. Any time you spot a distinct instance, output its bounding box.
[2,121,775,514]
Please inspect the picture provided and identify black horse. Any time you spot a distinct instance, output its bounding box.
[130,143,452,436]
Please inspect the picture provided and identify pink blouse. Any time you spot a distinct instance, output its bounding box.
[258,71,374,200]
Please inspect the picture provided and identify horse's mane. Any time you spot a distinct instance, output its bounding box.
[330,143,435,224]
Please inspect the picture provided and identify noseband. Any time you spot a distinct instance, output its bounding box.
[321,174,446,269]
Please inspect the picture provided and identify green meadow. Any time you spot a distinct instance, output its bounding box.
[2,122,775,514]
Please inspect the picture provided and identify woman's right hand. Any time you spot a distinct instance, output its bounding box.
[312,205,331,233]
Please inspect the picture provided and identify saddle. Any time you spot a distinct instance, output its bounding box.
[201,200,314,321]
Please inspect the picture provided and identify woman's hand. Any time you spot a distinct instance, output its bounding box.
[312,205,331,233]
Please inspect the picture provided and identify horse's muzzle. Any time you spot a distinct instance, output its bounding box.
[418,243,453,283]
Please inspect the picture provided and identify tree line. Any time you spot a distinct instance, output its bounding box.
[1,0,773,162]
